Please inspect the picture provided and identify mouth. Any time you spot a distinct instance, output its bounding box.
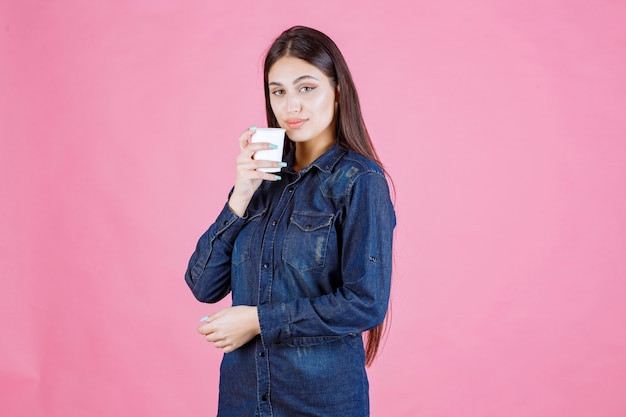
[285,119,306,129]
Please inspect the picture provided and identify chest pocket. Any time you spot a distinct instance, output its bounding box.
[283,212,333,272]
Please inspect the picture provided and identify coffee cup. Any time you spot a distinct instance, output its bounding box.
[250,128,285,173]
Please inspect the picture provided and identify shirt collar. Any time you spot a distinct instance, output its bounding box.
[285,143,347,174]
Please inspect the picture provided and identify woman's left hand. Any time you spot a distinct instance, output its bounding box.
[197,306,261,353]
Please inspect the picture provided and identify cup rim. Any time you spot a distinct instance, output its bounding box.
[253,127,285,132]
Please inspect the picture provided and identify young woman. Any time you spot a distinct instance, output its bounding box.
[185,26,396,417]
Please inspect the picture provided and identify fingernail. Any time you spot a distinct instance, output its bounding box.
[249,126,257,130]
[278,162,287,167]
[200,315,209,322]
[269,144,278,149]
[274,175,282,181]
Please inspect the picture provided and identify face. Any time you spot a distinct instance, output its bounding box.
[268,56,338,149]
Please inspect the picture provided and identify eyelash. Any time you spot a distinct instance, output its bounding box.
[271,86,316,96]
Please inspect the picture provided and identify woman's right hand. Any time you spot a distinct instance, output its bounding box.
[228,128,283,217]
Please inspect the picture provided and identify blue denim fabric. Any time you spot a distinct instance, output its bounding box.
[185,144,396,417]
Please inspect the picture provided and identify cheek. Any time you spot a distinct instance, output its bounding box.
[311,92,336,118]
[269,98,281,117]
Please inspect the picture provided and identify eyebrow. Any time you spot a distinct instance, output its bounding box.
[268,75,319,86]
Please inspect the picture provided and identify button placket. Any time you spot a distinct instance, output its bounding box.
[256,179,297,416]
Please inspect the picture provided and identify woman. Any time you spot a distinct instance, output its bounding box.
[185,26,396,417]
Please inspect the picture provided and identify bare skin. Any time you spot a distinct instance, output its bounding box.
[197,305,261,353]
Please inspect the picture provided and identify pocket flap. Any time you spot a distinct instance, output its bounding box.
[290,212,333,232]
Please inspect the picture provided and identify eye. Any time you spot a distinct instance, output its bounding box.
[271,89,285,96]
[300,86,316,93]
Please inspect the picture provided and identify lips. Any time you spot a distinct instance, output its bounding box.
[286,118,306,129]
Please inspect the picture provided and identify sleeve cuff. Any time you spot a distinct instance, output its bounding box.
[212,202,247,242]
[257,302,290,347]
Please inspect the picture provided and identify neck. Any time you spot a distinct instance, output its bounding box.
[293,139,334,172]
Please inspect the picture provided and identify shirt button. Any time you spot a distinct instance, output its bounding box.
[262,395,268,401]
[259,351,265,357]
[263,263,269,268]
[288,188,294,193]
[271,220,277,226]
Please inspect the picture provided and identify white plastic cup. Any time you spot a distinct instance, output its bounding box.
[250,128,286,173]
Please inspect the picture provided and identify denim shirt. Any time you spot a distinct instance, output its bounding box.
[185,144,396,417]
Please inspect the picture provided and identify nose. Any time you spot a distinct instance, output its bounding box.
[287,95,301,113]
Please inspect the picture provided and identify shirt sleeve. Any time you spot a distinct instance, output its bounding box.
[184,201,248,303]
[257,170,396,347]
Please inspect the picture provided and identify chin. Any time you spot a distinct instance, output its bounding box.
[286,132,309,142]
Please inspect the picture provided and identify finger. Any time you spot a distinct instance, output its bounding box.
[234,162,282,183]
[197,323,212,335]
[198,317,219,334]
[218,340,239,353]
[206,308,226,321]
[212,339,229,349]
[247,169,282,182]
[238,128,257,152]
[238,158,284,173]
[249,159,286,170]
[239,142,276,161]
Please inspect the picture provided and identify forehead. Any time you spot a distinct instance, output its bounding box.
[268,56,328,83]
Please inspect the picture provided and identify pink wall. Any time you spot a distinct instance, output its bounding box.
[2,1,625,416]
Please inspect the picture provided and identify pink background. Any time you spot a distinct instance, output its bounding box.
[2,1,625,416]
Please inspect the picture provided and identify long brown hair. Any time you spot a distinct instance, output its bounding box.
[263,26,391,366]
